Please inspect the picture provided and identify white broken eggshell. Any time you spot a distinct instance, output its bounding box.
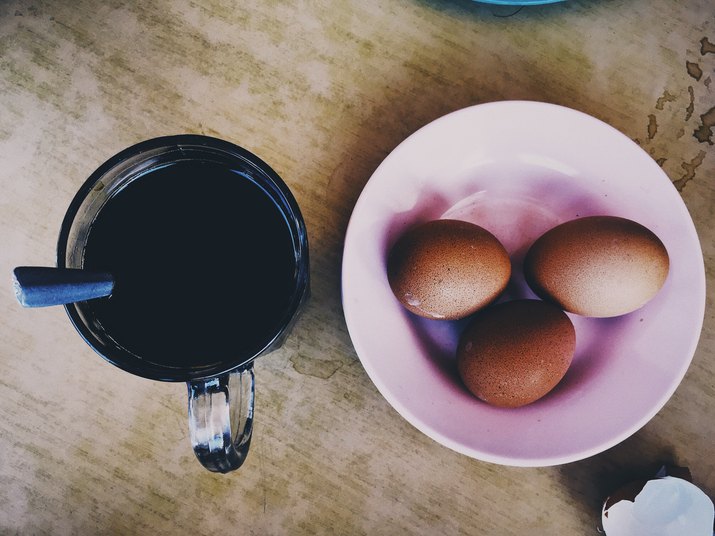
[602,476,714,536]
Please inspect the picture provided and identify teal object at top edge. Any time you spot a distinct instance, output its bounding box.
[474,0,565,5]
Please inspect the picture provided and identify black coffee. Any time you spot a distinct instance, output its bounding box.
[83,160,297,370]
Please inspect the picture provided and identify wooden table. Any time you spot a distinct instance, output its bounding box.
[1,0,713,533]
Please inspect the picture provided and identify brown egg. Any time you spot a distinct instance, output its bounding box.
[457,300,576,408]
[387,219,511,320]
[524,216,669,318]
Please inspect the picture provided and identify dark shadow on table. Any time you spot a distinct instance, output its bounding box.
[556,429,679,525]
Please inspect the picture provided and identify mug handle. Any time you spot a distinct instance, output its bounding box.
[187,363,255,473]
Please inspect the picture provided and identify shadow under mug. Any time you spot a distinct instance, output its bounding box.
[57,135,309,473]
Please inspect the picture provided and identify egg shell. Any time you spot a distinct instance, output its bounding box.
[603,466,694,515]
[457,300,576,408]
[524,216,669,318]
[601,476,714,536]
[387,219,511,320]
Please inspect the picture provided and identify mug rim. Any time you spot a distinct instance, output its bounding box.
[57,134,309,382]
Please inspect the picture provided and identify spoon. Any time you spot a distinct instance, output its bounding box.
[12,267,115,307]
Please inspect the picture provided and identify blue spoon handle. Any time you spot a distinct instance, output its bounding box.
[12,267,115,308]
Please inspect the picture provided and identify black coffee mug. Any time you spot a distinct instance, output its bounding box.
[57,135,309,473]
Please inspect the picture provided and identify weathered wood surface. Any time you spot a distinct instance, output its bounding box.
[1,0,713,534]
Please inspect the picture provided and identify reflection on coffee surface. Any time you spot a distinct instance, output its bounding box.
[82,160,297,369]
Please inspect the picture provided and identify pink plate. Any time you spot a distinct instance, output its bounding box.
[341,101,705,466]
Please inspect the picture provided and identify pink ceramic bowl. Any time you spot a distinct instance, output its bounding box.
[341,101,705,467]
